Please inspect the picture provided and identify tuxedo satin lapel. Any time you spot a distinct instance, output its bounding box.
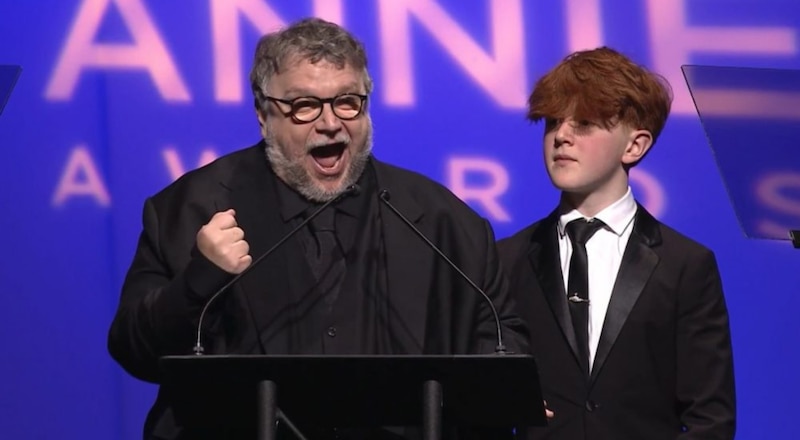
[590,207,661,384]
[223,150,310,353]
[374,162,430,353]
[528,215,582,365]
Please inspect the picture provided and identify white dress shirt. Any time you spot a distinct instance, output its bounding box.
[558,187,637,372]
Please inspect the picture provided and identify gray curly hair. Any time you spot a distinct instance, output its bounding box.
[249,17,374,111]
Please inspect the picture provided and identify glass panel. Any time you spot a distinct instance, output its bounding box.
[682,65,800,241]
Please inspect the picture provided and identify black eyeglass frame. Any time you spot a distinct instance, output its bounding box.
[265,93,368,123]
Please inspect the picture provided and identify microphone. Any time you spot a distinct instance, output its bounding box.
[193,184,361,355]
[378,189,507,354]
[568,294,590,304]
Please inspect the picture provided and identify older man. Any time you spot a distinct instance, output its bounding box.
[108,17,527,439]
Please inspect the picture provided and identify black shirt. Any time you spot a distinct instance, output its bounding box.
[272,163,398,355]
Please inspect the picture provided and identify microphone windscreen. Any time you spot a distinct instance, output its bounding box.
[347,184,361,197]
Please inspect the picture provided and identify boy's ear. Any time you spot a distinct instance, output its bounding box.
[622,129,653,165]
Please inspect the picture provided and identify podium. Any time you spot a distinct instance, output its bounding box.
[160,354,545,439]
[0,65,21,116]
[682,64,800,248]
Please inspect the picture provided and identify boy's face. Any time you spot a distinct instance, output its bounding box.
[542,117,644,204]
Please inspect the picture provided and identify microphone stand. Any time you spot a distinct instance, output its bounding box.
[378,189,507,354]
[193,184,360,355]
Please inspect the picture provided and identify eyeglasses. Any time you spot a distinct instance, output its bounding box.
[265,93,368,123]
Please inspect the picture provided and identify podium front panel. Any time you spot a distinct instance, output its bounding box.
[160,354,545,431]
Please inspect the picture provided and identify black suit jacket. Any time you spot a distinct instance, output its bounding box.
[108,143,527,439]
[498,206,735,440]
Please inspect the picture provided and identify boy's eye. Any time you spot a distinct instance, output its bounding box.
[545,118,563,131]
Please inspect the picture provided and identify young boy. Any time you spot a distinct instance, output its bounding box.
[499,47,735,439]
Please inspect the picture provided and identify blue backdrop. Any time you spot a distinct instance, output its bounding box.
[1,1,798,438]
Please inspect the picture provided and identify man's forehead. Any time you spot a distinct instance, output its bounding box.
[270,58,363,94]
[279,54,347,72]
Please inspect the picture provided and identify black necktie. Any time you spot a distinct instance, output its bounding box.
[309,208,345,286]
[565,218,604,374]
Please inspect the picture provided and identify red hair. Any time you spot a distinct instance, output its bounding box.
[528,47,672,142]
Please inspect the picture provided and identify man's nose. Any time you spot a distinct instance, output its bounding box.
[315,103,343,132]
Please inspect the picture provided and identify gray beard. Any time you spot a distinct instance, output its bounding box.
[264,123,373,202]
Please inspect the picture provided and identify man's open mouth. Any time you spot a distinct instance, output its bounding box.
[310,142,347,172]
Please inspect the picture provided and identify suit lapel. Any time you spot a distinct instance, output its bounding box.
[590,206,661,383]
[221,146,314,353]
[373,160,431,353]
[528,213,583,366]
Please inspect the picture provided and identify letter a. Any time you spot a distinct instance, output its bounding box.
[52,145,111,207]
[45,0,189,101]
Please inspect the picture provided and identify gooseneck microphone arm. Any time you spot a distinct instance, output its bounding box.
[378,189,507,354]
[192,184,361,355]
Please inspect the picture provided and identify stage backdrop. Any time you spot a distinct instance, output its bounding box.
[1,1,798,438]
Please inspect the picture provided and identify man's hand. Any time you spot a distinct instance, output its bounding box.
[197,209,252,274]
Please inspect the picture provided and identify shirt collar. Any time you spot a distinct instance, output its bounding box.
[557,187,637,238]
[273,159,374,221]
[274,176,310,221]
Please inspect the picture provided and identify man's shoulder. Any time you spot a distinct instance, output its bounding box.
[372,158,485,220]
[373,159,451,194]
[150,143,263,205]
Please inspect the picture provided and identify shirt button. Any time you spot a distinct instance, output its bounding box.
[585,400,598,412]
[326,326,337,337]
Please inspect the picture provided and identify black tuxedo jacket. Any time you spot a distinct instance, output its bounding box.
[498,206,735,440]
[108,143,527,439]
